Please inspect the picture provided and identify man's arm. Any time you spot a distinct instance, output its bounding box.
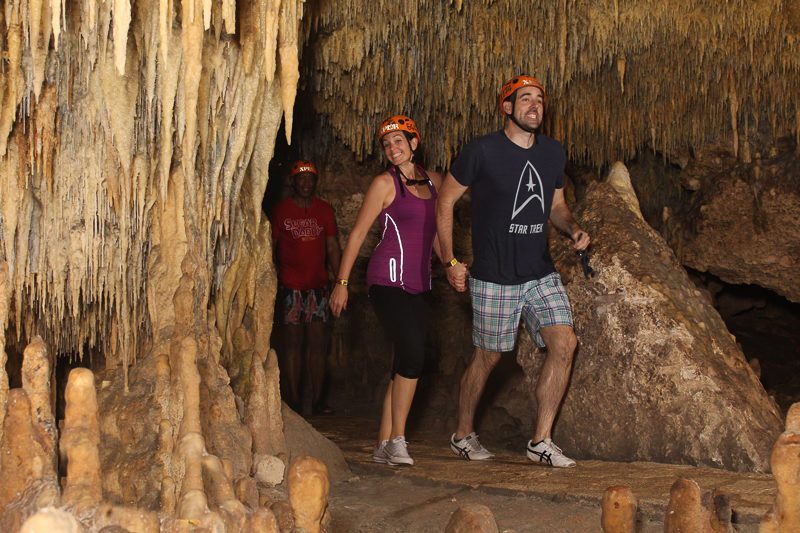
[549,187,590,250]
[436,172,470,291]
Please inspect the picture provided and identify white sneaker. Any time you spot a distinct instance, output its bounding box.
[385,436,414,466]
[526,438,576,468]
[450,432,495,461]
[373,439,393,465]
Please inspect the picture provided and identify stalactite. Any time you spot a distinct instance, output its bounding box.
[303,0,799,169]
[278,0,301,144]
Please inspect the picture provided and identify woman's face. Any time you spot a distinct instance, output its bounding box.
[382,131,418,166]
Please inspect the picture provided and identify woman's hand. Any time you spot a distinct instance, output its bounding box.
[329,284,349,318]
[446,262,469,292]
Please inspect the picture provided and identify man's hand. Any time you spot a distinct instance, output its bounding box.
[446,262,469,292]
[572,231,590,251]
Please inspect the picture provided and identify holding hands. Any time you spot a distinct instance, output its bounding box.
[445,261,469,293]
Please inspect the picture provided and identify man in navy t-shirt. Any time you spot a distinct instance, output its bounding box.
[437,75,590,468]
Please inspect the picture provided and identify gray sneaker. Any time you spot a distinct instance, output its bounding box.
[526,438,576,468]
[373,439,393,464]
[450,432,495,461]
[385,436,414,466]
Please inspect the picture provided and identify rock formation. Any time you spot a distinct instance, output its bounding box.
[760,402,800,533]
[538,165,782,471]
[658,140,800,303]
[444,504,500,533]
[663,478,732,533]
[601,485,637,533]
[0,0,798,528]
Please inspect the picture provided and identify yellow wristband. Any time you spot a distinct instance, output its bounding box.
[336,279,348,286]
[446,258,458,268]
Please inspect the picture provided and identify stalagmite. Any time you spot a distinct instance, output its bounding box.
[605,161,642,217]
[244,507,280,533]
[287,456,330,533]
[0,390,52,516]
[444,504,500,533]
[21,336,56,480]
[175,335,207,520]
[0,262,10,447]
[61,368,102,513]
[664,478,731,533]
[760,403,800,533]
[19,508,84,533]
[92,503,160,532]
[601,486,637,533]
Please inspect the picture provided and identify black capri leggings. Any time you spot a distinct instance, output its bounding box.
[369,285,432,380]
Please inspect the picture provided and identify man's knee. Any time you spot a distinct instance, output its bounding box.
[474,348,502,372]
[542,326,577,361]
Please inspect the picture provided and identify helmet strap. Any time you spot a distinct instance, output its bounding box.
[508,100,537,134]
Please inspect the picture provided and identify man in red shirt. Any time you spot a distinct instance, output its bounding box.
[271,160,341,414]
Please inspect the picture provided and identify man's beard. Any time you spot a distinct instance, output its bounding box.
[509,104,538,133]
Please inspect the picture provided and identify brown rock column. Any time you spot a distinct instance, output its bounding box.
[444,504,500,533]
[761,403,800,533]
[0,261,10,448]
[664,478,731,533]
[61,368,102,512]
[601,485,637,533]
[244,507,280,533]
[0,390,45,515]
[287,456,330,533]
[21,336,57,479]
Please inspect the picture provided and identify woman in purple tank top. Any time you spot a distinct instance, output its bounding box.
[329,115,442,466]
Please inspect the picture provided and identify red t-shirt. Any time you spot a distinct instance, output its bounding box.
[271,197,338,290]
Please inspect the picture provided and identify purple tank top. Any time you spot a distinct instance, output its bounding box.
[366,166,437,294]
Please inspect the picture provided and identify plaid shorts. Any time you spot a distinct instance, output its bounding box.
[470,272,573,351]
[278,286,331,325]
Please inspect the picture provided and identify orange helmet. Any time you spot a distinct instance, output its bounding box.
[378,115,421,143]
[499,75,546,112]
[290,160,317,177]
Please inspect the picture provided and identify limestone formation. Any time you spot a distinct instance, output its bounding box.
[92,503,160,532]
[61,368,102,513]
[663,141,800,303]
[0,261,10,448]
[760,403,800,533]
[18,508,84,533]
[522,169,782,471]
[282,403,351,482]
[444,504,500,533]
[20,337,57,479]
[664,478,732,533]
[0,390,55,517]
[287,456,330,533]
[304,2,799,170]
[244,507,280,533]
[601,485,637,533]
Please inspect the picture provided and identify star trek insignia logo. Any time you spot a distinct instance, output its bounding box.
[511,161,545,219]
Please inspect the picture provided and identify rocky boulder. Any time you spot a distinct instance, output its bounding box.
[510,163,784,472]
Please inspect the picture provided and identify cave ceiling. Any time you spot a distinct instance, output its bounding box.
[302,0,800,169]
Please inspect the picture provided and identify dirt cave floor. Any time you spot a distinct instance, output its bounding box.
[308,415,776,533]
